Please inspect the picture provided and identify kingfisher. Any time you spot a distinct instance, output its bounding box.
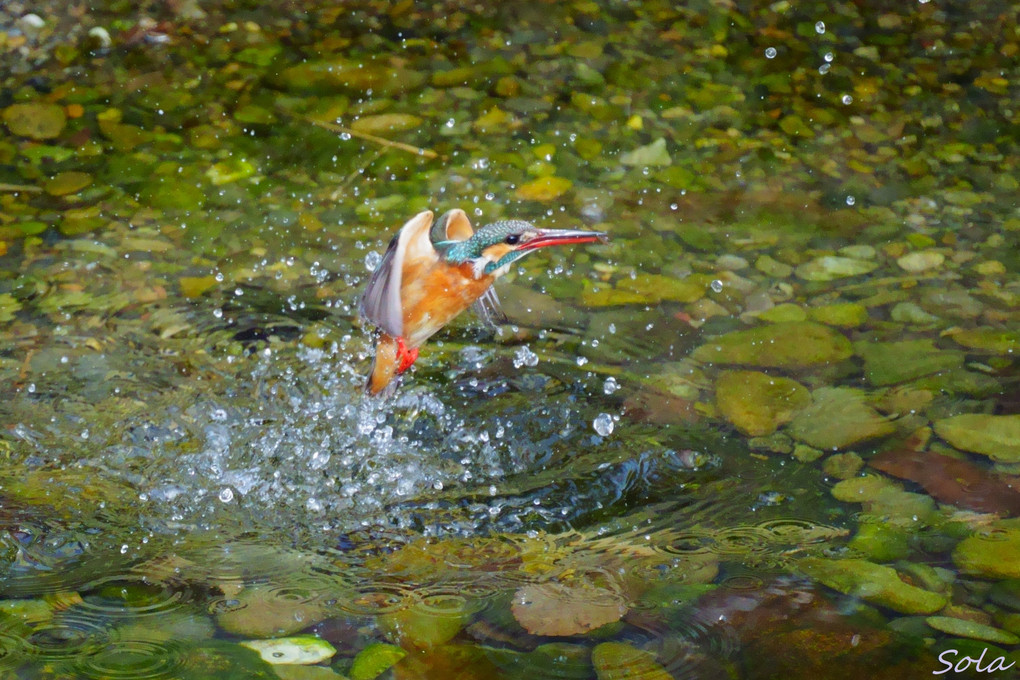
[359,209,607,395]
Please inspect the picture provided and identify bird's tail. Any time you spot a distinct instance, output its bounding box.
[366,333,399,396]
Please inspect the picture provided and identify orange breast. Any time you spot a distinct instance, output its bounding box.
[400,260,493,348]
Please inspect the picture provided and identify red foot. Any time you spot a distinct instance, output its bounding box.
[396,337,419,374]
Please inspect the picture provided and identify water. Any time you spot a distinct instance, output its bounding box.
[1,0,1018,677]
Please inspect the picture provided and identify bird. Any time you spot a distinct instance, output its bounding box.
[359,209,607,395]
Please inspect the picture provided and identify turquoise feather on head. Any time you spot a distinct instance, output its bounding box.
[439,220,607,276]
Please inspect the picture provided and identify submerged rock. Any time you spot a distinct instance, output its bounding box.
[787,387,894,450]
[3,102,66,139]
[855,339,964,386]
[240,636,336,665]
[715,370,810,436]
[692,322,852,369]
[925,616,1019,645]
[799,558,947,614]
[591,642,672,680]
[934,414,1020,463]
[896,250,945,272]
[953,528,1020,579]
[795,256,878,281]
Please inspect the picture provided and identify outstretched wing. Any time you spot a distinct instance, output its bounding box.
[359,211,434,337]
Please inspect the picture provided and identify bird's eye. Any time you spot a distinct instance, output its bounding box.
[505,234,521,245]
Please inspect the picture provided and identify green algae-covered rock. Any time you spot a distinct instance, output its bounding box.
[795,256,878,281]
[953,529,1020,579]
[45,171,93,196]
[855,339,965,387]
[935,414,1020,463]
[692,322,852,369]
[925,617,1020,645]
[619,138,672,167]
[807,302,869,328]
[3,102,66,139]
[848,521,911,561]
[715,370,810,436]
[758,303,808,323]
[948,328,1020,355]
[897,250,945,272]
[799,558,947,614]
[821,452,864,479]
[592,642,672,680]
[349,643,406,680]
[787,387,894,450]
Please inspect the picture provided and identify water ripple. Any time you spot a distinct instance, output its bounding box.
[74,639,183,679]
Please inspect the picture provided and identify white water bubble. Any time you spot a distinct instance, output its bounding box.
[593,413,614,436]
[364,250,382,272]
[846,195,856,206]
[841,94,853,105]
[603,377,619,395]
[819,63,831,75]
[815,21,826,34]
[824,52,834,62]
[764,47,777,59]
[218,488,234,503]
[710,279,724,293]
[512,346,539,368]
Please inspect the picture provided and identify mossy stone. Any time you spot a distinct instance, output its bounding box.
[855,339,965,387]
[788,387,894,450]
[799,558,947,614]
[715,370,810,436]
[692,322,852,369]
[935,414,1020,463]
[953,529,1020,579]
[3,102,66,139]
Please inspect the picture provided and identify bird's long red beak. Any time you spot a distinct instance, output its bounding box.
[517,228,609,251]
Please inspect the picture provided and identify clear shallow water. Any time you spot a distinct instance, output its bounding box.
[1,0,1018,677]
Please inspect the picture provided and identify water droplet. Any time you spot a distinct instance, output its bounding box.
[841,94,853,105]
[593,413,614,436]
[339,132,352,141]
[815,21,826,33]
[846,195,856,206]
[120,544,129,554]
[26,383,35,393]
[218,488,234,503]
[918,0,930,3]
[710,279,724,293]
[512,346,539,368]
[364,250,382,272]
[603,377,619,395]
[824,52,834,62]
[764,47,777,59]
[818,63,831,75]
[212,308,223,319]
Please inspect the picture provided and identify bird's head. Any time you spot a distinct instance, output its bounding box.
[440,220,608,278]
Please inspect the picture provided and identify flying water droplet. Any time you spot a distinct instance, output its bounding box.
[846,195,856,206]
[764,47,777,59]
[218,488,234,503]
[603,377,619,395]
[841,94,853,105]
[512,346,539,368]
[365,250,382,272]
[710,279,724,293]
[815,21,826,33]
[593,413,614,437]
